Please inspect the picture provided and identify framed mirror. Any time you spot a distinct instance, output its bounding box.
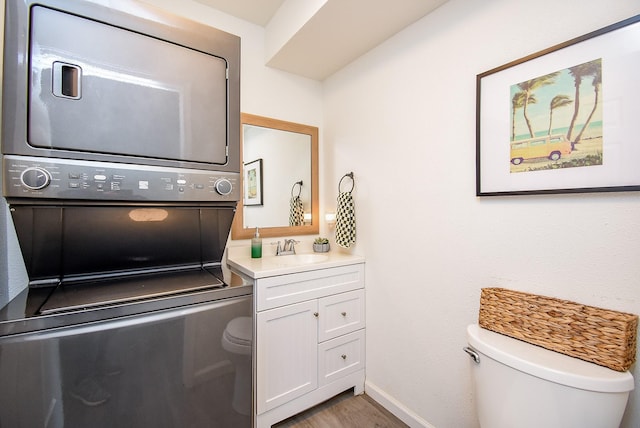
[231,113,319,239]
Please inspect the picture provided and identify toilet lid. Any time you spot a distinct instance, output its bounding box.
[467,324,634,393]
[224,316,252,346]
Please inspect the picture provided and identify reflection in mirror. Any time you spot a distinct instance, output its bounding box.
[242,126,309,226]
[231,113,318,240]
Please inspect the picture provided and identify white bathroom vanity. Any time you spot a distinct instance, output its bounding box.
[227,250,365,428]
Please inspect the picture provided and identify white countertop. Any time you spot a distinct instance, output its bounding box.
[226,249,364,279]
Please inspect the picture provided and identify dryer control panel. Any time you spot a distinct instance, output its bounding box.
[3,155,240,202]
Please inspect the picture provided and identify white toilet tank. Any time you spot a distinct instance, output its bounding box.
[466,324,634,428]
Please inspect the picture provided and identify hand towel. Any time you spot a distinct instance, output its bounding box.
[289,196,304,226]
[335,191,356,248]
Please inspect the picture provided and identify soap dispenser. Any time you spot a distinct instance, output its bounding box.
[251,227,262,258]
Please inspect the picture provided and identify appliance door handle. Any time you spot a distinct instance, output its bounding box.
[52,61,82,99]
[20,295,250,341]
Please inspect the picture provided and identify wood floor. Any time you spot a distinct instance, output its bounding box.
[272,390,408,428]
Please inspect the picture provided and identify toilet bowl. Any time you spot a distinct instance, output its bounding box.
[222,316,252,415]
[465,324,634,428]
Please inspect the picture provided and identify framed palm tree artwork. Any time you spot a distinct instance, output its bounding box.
[476,14,640,196]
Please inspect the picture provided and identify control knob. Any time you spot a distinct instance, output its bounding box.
[20,167,51,190]
[214,178,233,196]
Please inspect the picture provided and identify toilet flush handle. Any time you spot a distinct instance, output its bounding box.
[463,347,480,364]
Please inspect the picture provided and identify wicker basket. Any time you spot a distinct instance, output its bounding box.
[478,287,638,372]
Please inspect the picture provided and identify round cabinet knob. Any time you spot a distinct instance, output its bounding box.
[20,167,51,190]
[214,178,233,195]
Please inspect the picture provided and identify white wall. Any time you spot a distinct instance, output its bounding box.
[323,0,640,427]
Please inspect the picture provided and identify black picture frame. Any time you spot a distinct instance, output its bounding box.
[476,14,640,196]
[243,158,263,206]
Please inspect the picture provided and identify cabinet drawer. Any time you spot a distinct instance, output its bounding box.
[256,264,364,311]
[318,329,365,387]
[318,289,365,342]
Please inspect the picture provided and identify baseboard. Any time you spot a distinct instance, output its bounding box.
[364,381,436,428]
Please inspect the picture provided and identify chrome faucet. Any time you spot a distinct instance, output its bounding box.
[276,239,298,256]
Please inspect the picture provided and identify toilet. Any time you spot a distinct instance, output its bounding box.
[222,316,252,415]
[465,324,634,428]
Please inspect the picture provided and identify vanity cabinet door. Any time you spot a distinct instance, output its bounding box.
[256,300,318,414]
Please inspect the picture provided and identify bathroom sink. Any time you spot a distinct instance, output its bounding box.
[227,250,364,278]
[267,254,329,266]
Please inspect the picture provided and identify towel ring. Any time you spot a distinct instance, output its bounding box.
[291,180,303,198]
[338,172,354,193]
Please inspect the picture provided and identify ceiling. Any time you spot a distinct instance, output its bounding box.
[194,0,286,26]
[194,0,449,80]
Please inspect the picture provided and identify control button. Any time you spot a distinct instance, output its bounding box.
[68,173,80,179]
[20,167,51,190]
[69,182,79,189]
[195,184,204,189]
[94,174,107,181]
[214,178,233,195]
[177,179,187,185]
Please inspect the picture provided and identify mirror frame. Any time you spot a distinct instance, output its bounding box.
[231,113,319,239]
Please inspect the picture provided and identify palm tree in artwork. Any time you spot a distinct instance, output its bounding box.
[566,59,601,143]
[511,91,527,140]
[547,95,573,135]
[573,59,602,144]
[517,72,560,138]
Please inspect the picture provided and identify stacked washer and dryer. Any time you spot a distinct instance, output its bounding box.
[0,0,253,426]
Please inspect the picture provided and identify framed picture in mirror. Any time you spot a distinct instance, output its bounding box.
[243,158,263,206]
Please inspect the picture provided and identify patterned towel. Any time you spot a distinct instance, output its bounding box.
[289,196,304,226]
[335,191,356,248]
